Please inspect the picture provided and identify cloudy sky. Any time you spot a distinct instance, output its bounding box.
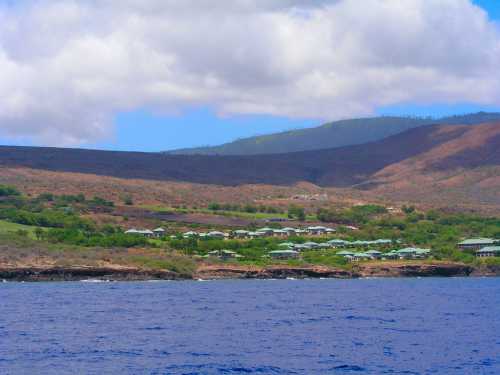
[0,0,499,151]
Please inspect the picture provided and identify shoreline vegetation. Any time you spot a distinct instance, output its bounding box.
[0,184,499,282]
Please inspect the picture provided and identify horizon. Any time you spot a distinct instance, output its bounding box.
[1,0,500,152]
[1,110,500,153]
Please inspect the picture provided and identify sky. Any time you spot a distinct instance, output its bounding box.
[0,0,499,152]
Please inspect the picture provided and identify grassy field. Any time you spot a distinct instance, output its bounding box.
[0,220,38,238]
[138,204,322,221]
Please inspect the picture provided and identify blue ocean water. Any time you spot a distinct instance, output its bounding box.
[0,278,499,374]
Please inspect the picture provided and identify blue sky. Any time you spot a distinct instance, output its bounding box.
[92,0,500,152]
[0,0,499,151]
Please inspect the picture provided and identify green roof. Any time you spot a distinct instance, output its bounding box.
[477,246,500,253]
[337,250,355,256]
[458,238,495,245]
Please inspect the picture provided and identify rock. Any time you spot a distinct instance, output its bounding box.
[356,262,474,277]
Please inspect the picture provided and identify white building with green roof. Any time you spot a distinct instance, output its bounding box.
[458,238,497,251]
[476,246,500,258]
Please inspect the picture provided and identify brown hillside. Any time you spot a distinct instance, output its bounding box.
[0,122,498,210]
[1,123,498,187]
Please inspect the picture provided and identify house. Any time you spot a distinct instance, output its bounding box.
[336,250,355,258]
[317,242,333,249]
[293,244,311,252]
[256,227,274,236]
[272,229,288,237]
[395,247,431,259]
[125,229,154,238]
[153,228,165,238]
[352,252,372,261]
[328,239,349,248]
[294,229,308,236]
[183,231,198,238]
[207,231,227,239]
[207,250,242,260]
[382,251,399,259]
[269,250,300,259]
[374,239,393,246]
[282,227,297,235]
[457,238,497,251]
[365,250,382,259]
[307,226,329,235]
[248,231,266,238]
[476,246,500,258]
[232,230,250,239]
[278,242,295,249]
[302,241,320,249]
[125,229,140,235]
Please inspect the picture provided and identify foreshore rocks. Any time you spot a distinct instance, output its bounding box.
[0,262,498,282]
[355,263,474,278]
[0,267,182,282]
[194,265,353,280]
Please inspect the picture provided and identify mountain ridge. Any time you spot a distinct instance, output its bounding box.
[166,112,500,155]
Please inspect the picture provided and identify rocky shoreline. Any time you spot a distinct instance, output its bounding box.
[1,262,499,282]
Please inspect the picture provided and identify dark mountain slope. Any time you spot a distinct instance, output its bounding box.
[167,112,500,155]
[1,122,499,189]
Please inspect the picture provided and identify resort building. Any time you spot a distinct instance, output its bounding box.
[125,229,154,238]
[153,228,165,238]
[206,231,227,239]
[232,230,250,239]
[457,238,497,251]
[365,250,382,259]
[394,247,431,259]
[256,227,275,236]
[476,246,500,258]
[207,250,242,260]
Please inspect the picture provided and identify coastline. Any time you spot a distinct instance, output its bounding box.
[1,262,499,282]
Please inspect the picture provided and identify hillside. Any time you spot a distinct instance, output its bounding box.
[0,123,499,209]
[166,112,500,155]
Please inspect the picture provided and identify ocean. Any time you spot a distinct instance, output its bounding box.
[1,278,499,374]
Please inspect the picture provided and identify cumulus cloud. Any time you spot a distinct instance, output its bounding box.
[0,0,499,145]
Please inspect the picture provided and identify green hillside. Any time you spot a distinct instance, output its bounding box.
[167,112,500,155]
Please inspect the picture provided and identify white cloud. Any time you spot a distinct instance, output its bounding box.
[0,0,499,145]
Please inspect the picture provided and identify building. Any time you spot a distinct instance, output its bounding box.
[328,239,349,248]
[207,250,242,260]
[336,250,355,261]
[307,226,333,235]
[125,229,154,238]
[476,246,500,258]
[458,238,497,251]
[256,227,275,236]
[365,250,382,259]
[269,250,300,259]
[395,247,431,259]
[232,230,250,239]
[352,252,372,261]
[278,242,295,249]
[282,227,298,236]
[302,241,320,249]
[153,228,165,238]
[207,231,227,239]
[272,229,288,237]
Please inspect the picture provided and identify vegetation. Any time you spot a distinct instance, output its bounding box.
[0,183,499,274]
[0,184,21,197]
[317,204,387,224]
